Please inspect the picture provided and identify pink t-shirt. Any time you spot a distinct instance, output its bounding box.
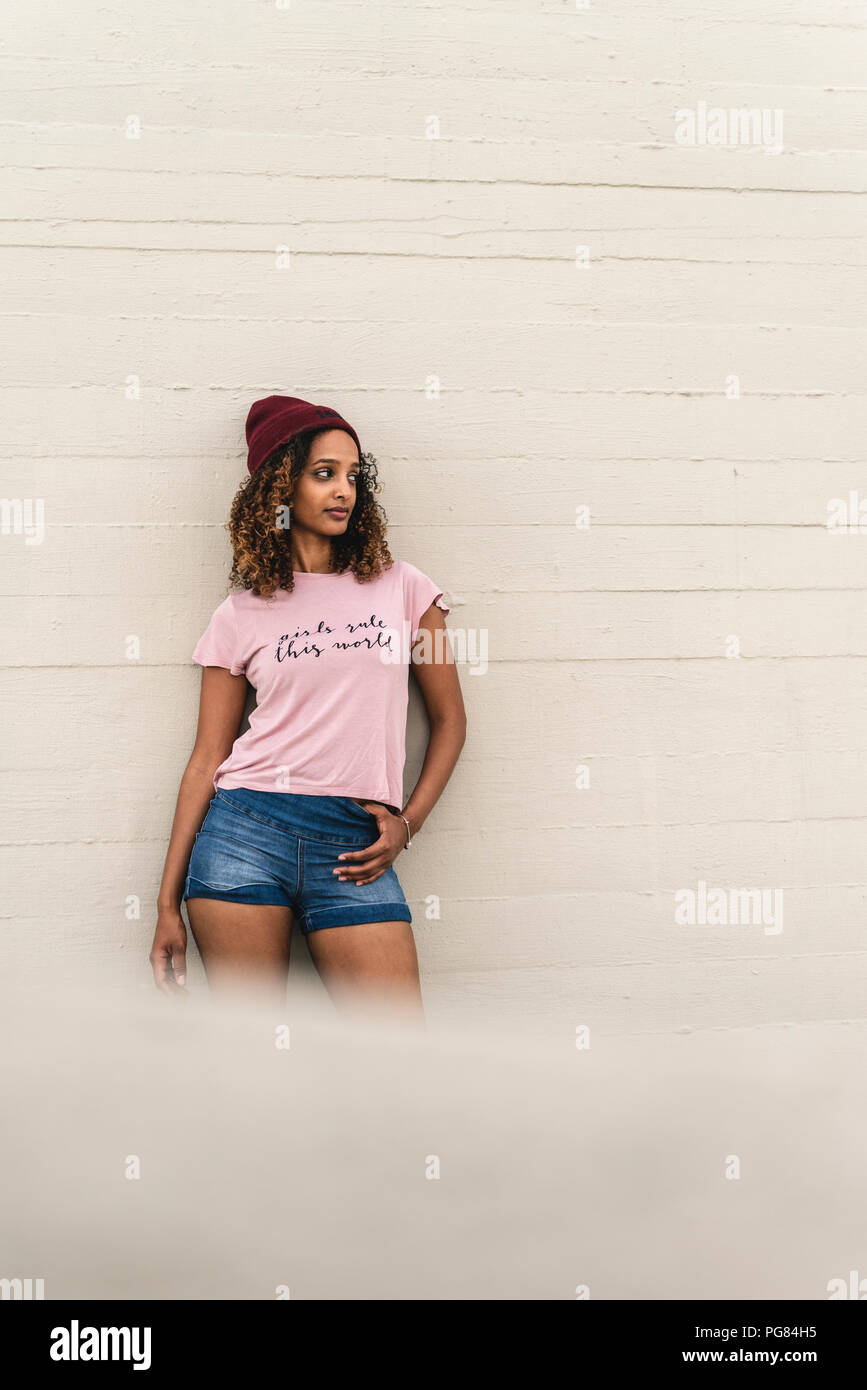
[191,559,450,813]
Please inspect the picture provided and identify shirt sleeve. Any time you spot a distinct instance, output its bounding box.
[401,560,450,636]
[191,595,246,675]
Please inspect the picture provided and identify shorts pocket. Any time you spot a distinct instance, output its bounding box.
[188,829,276,892]
[335,797,377,821]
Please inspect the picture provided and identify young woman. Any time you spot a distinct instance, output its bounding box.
[149,394,466,1016]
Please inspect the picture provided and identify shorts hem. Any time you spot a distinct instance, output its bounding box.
[299,902,413,934]
[183,877,291,907]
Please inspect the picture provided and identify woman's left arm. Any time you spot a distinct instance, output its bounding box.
[334,603,466,884]
[400,601,467,837]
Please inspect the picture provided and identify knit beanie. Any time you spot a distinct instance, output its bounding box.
[245,395,362,476]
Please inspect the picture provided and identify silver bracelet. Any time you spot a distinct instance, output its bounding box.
[399,813,412,848]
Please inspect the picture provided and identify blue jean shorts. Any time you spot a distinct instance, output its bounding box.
[183,788,412,934]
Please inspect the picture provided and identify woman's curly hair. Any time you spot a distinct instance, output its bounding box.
[226,428,393,598]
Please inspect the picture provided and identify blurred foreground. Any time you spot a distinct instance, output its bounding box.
[1,959,865,1300]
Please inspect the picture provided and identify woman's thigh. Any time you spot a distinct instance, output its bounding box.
[186,898,294,1003]
[305,919,424,1021]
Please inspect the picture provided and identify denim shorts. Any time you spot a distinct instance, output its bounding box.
[183,787,412,934]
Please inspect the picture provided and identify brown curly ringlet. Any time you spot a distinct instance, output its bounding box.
[226,428,393,599]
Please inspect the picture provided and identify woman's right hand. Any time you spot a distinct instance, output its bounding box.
[149,908,188,997]
[150,669,248,998]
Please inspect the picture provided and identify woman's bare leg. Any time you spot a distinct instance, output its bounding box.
[186,899,293,1007]
[304,920,425,1024]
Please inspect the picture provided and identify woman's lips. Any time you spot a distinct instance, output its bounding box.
[326,509,348,518]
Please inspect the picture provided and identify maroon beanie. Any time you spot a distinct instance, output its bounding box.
[245,394,362,477]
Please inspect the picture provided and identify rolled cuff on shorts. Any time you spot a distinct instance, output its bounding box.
[183,875,291,907]
[298,902,413,934]
[183,876,412,933]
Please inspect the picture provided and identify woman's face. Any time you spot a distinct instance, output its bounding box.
[290,429,360,536]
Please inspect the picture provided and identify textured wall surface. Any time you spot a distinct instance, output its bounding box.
[2,1,865,1037]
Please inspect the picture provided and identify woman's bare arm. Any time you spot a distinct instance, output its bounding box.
[335,603,466,885]
[402,603,467,837]
[150,666,248,993]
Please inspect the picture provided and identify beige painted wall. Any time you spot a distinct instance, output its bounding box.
[2,0,865,1036]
